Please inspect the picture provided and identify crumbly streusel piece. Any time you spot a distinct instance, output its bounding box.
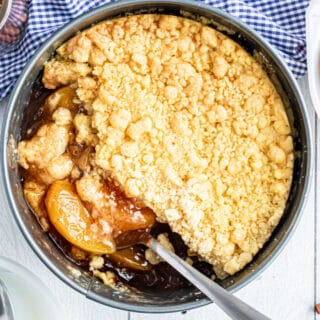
[18,111,74,185]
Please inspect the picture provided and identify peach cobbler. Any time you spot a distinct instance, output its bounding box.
[18,14,293,288]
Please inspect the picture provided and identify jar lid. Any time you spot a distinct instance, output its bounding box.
[0,0,12,29]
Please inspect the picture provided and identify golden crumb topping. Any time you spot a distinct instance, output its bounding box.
[40,14,293,278]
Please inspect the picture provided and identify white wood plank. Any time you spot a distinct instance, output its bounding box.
[315,96,320,319]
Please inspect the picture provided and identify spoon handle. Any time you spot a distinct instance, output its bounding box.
[148,238,271,320]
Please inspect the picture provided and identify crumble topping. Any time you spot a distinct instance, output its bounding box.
[23,14,293,278]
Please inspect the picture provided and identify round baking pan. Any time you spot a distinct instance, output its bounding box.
[1,0,312,313]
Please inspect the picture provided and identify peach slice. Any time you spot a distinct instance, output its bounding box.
[44,86,78,115]
[75,175,156,237]
[111,206,156,237]
[109,247,151,271]
[45,180,114,254]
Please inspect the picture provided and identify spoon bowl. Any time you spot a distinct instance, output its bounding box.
[116,233,271,320]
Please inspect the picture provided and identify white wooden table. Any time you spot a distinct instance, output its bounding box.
[0,76,318,320]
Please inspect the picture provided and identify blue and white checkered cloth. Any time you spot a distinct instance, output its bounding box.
[0,0,310,100]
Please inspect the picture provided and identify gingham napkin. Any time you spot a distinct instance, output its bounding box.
[0,0,309,100]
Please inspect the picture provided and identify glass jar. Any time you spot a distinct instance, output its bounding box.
[0,0,28,56]
[0,256,67,319]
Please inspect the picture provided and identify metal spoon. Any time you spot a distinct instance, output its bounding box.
[0,278,14,320]
[149,237,270,319]
[117,232,271,320]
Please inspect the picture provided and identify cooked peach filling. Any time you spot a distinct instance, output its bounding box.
[18,14,293,280]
